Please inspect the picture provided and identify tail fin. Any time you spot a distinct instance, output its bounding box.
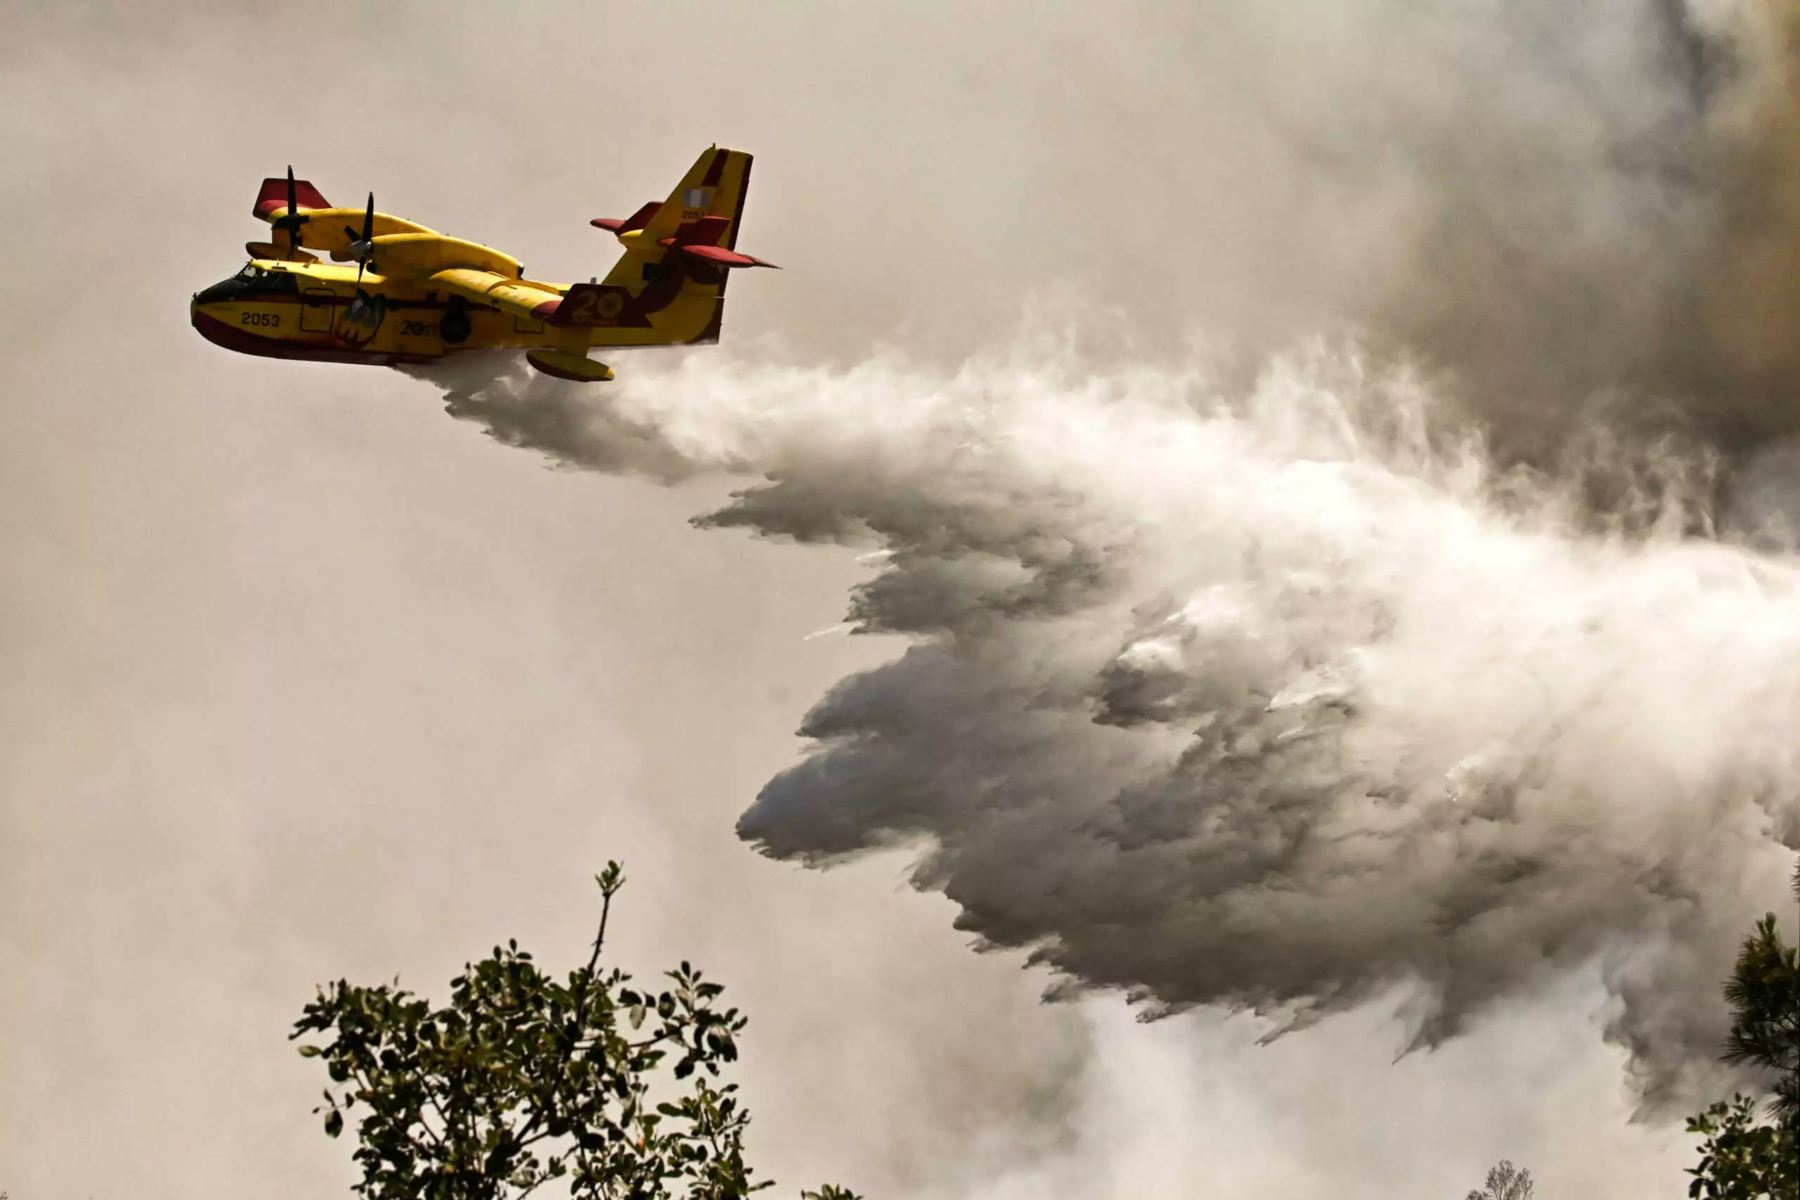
[588,146,767,345]
[640,146,754,246]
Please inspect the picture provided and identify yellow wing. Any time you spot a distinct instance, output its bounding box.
[251,171,437,261]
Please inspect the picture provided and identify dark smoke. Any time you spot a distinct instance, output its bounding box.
[1359,0,1800,454]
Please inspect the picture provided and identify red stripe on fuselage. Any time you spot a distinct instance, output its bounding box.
[191,309,437,366]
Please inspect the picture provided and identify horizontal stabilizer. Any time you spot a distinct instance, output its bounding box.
[527,349,614,382]
[668,215,732,247]
[253,176,329,220]
[676,244,778,269]
[590,201,662,235]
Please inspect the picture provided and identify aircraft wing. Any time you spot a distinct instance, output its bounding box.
[429,268,565,323]
[254,173,331,222]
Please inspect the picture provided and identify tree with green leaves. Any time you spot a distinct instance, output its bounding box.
[1686,1095,1796,1200]
[1684,859,1799,1200]
[1465,1158,1534,1200]
[292,863,861,1200]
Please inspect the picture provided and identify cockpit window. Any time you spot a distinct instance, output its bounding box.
[194,264,301,305]
[238,264,296,287]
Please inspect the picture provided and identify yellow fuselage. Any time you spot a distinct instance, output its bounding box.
[190,257,719,368]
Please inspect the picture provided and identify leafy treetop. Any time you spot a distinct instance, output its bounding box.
[292,862,861,1200]
[1684,859,1800,1200]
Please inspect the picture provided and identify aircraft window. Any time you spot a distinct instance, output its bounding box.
[195,266,300,305]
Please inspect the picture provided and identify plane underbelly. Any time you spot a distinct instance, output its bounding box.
[191,299,439,366]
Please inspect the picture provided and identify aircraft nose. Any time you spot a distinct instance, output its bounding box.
[191,304,237,350]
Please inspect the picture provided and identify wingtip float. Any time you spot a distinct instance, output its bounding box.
[191,146,774,383]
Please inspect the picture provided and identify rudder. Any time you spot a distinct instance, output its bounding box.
[592,146,765,345]
[639,146,754,247]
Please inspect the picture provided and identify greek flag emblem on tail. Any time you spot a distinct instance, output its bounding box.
[683,188,710,209]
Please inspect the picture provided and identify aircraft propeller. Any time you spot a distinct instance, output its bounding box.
[343,192,377,286]
[269,166,310,258]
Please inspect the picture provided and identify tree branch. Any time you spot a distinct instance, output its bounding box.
[571,878,617,1037]
[520,872,624,1153]
[420,1088,453,1152]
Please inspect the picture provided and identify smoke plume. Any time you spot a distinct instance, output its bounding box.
[416,323,1799,1113]
[403,0,1800,1128]
[1254,0,1800,455]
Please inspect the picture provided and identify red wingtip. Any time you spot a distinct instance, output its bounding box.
[253,176,330,219]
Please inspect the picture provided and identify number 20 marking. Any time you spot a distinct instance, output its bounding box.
[567,292,599,322]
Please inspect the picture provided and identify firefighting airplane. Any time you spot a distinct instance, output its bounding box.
[191,146,774,382]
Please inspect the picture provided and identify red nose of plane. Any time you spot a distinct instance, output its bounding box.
[191,305,246,351]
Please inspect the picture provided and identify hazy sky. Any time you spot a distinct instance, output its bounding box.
[4,4,1796,1199]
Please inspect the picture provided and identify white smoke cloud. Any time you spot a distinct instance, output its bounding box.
[411,333,1800,1115]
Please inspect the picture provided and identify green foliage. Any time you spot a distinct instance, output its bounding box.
[292,862,860,1200]
[1684,862,1800,1200]
[1685,1096,1798,1200]
[1721,914,1799,1128]
[1466,1159,1534,1200]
